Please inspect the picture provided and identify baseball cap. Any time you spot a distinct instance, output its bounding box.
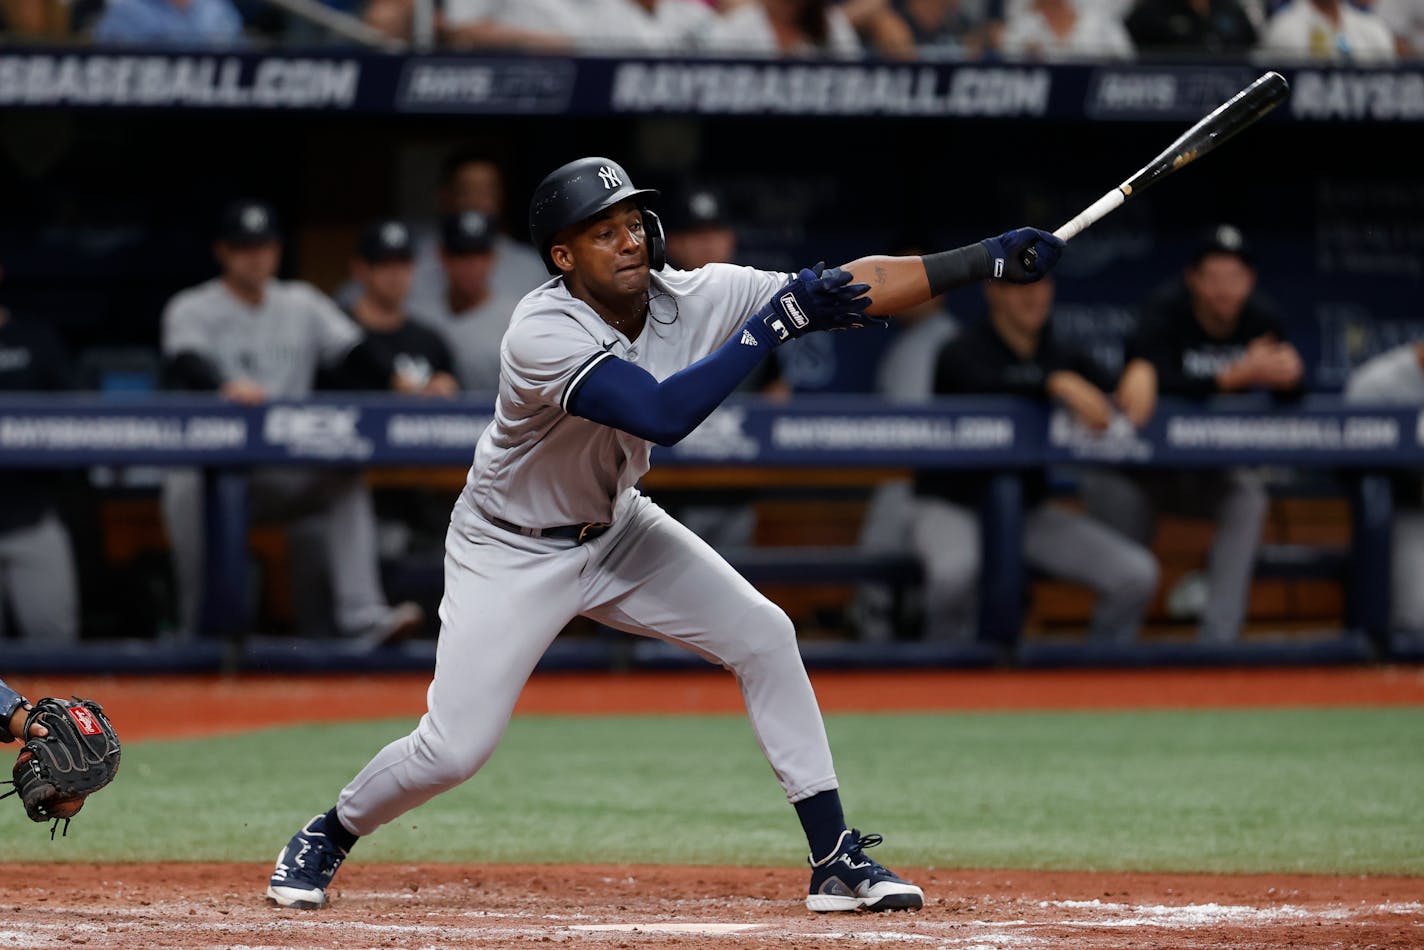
[1192,223,1254,267]
[663,186,730,233]
[217,199,280,246]
[440,211,496,255]
[357,219,414,263]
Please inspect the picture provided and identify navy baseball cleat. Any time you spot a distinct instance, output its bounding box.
[806,829,924,912]
[266,813,348,909]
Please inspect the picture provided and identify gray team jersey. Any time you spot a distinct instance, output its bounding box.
[161,278,360,398]
[463,263,786,527]
[412,290,525,393]
[875,312,959,403]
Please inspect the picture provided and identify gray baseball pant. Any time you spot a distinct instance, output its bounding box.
[335,491,838,836]
[0,513,79,643]
[1392,510,1424,632]
[162,468,391,637]
[908,496,1158,642]
[1079,468,1268,643]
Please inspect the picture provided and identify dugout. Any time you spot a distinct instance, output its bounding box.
[0,54,1419,666]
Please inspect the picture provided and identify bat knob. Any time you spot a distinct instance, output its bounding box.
[1019,246,1039,273]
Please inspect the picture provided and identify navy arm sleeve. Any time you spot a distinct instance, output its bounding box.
[567,321,774,446]
[0,677,26,743]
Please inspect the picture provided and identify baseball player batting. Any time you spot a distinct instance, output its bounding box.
[266,157,1064,913]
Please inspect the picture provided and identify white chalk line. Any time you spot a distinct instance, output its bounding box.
[572,923,765,934]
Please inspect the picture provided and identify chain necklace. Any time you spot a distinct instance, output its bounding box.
[605,292,651,333]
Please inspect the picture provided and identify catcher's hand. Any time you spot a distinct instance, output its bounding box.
[3,697,121,835]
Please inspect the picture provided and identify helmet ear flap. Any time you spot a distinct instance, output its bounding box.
[641,208,666,272]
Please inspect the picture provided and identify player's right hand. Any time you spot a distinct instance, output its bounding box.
[220,378,268,405]
[753,264,877,345]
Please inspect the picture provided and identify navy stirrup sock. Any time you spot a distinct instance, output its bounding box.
[323,807,359,853]
[795,789,847,861]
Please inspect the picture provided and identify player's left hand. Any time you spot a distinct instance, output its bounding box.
[4,698,120,833]
[753,263,878,345]
[981,228,1065,283]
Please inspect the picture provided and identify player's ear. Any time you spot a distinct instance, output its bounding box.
[549,243,575,274]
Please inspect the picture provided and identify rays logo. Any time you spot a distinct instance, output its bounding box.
[598,165,621,190]
[779,292,809,329]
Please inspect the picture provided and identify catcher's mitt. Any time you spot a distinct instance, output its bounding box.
[2,697,120,836]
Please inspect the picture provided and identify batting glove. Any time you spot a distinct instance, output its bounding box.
[751,263,876,346]
[981,228,1066,284]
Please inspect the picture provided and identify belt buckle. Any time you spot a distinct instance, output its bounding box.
[577,522,610,544]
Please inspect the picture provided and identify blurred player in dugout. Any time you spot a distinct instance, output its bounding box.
[659,183,790,550]
[1345,339,1424,637]
[914,273,1159,643]
[405,147,548,313]
[321,218,459,397]
[0,265,80,645]
[160,200,424,644]
[415,210,525,393]
[317,218,462,610]
[1080,224,1304,644]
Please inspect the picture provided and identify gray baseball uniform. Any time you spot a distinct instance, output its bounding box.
[412,289,525,393]
[160,279,396,637]
[1345,343,1424,631]
[334,263,846,835]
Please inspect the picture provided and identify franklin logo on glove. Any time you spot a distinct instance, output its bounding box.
[780,292,810,330]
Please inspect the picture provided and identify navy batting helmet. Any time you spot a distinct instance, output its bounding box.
[528,157,665,275]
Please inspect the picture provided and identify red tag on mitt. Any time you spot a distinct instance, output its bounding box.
[68,706,103,736]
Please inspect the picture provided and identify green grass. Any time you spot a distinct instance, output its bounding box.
[4,708,1421,874]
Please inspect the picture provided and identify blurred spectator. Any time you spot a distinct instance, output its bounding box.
[1256,0,1396,62]
[584,0,719,51]
[1081,224,1301,644]
[0,273,80,646]
[852,279,959,641]
[160,200,423,644]
[440,0,714,53]
[362,0,412,41]
[703,0,864,57]
[893,0,996,58]
[322,219,459,397]
[0,0,69,37]
[1374,0,1423,57]
[1126,0,1259,57]
[439,0,573,51]
[405,147,547,320]
[913,276,1157,643]
[1344,341,1424,634]
[838,0,920,58]
[92,0,245,45]
[1000,0,1135,59]
[417,211,524,392]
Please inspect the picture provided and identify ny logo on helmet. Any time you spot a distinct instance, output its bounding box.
[598,166,622,190]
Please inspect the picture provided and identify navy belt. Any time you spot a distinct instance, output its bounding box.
[486,513,610,544]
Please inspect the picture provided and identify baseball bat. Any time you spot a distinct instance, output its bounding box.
[1021,71,1290,270]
